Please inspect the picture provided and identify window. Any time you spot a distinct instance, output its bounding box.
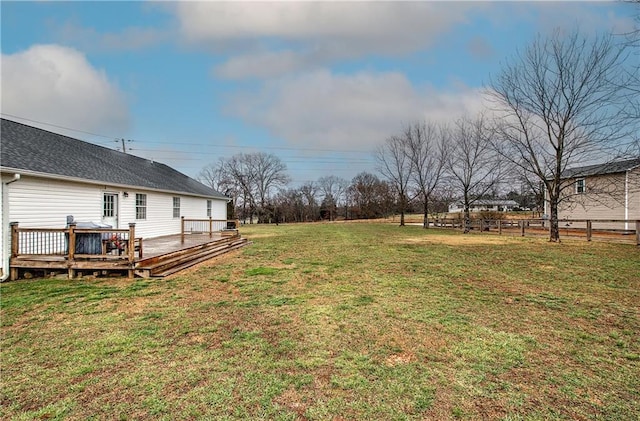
[173,197,180,218]
[206,200,212,217]
[576,179,586,194]
[103,194,115,217]
[136,194,147,220]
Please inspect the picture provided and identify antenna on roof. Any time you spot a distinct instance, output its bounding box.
[115,138,133,153]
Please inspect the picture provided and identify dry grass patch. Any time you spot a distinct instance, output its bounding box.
[2,222,638,420]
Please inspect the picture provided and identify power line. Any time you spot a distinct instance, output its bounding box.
[1,112,374,155]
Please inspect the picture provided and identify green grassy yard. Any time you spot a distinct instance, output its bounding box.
[1,223,639,420]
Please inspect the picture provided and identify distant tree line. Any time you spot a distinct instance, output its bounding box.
[199,21,639,242]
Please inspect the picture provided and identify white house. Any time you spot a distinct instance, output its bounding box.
[1,118,230,280]
[448,199,519,213]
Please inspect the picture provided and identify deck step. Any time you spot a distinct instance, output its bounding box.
[151,240,250,277]
[139,237,250,277]
[148,239,247,275]
[138,236,239,268]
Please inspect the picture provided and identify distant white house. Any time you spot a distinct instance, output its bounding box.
[448,199,520,213]
[1,118,230,280]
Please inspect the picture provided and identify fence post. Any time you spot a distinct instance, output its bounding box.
[498,220,502,235]
[209,217,213,238]
[68,223,76,279]
[520,220,525,237]
[636,220,640,246]
[128,223,136,278]
[181,216,185,244]
[586,220,592,242]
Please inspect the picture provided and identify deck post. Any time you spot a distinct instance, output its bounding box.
[68,223,76,279]
[209,217,213,238]
[586,220,592,242]
[636,220,640,246]
[10,222,19,258]
[181,216,185,244]
[9,222,19,280]
[128,223,136,278]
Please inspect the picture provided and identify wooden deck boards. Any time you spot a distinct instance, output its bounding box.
[9,232,248,280]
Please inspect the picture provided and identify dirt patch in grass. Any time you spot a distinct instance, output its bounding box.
[400,233,522,246]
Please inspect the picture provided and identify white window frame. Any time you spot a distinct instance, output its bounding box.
[575,178,586,194]
[206,200,212,217]
[136,194,147,220]
[103,193,115,217]
[173,197,180,218]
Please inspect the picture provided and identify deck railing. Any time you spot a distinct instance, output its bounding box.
[10,222,141,279]
[430,218,640,245]
[180,217,240,243]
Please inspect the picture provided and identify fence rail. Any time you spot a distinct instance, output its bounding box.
[429,218,640,245]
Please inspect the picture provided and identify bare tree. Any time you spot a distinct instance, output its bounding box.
[403,121,448,228]
[247,152,291,222]
[446,114,502,233]
[299,182,320,221]
[487,29,635,241]
[376,135,412,226]
[318,175,348,221]
[202,152,290,224]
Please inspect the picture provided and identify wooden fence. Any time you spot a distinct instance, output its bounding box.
[430,218,640,245]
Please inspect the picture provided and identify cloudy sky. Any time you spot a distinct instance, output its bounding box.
[1,1,636,185]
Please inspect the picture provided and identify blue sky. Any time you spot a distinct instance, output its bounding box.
[1,1,636,186]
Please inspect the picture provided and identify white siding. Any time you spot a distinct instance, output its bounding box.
[5,176,101,228]
[557,170,640,230]
[3,175,228,238]
[109,190,228,238]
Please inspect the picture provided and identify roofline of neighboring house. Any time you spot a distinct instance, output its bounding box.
[0,166,231,202]
[559,157,640,179]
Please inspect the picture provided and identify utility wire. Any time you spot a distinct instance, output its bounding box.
[1,112,373,155]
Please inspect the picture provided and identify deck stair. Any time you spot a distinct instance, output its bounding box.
[136,235,250,277]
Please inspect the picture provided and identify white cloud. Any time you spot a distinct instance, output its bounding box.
[1,44,130,134]
[176,2,480,79]
[228,70,486,151]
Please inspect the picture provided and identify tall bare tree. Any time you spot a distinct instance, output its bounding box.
[318,175,348,221]
[200,152,290,224]
[403,121,448,228]
[376,135,412,226]
[487,29,635,241]
[446,114,502,233]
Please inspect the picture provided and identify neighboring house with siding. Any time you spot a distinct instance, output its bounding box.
[1,118,229,278]
[546,157,640,230]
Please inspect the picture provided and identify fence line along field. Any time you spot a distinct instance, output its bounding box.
[1,223,638,420]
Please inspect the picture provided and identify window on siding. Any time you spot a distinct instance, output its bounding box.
[575,179,586,194]
[136,194,147,220]
[173,197,180,218]
[207,200,212,217]
[103,194,115,217]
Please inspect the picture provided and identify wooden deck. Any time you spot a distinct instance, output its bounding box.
[8,222,249,280]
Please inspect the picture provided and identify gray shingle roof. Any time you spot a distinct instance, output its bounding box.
[1,118,228,199]
[562,157,640,179]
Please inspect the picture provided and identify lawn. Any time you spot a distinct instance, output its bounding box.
[1,223,639,420]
